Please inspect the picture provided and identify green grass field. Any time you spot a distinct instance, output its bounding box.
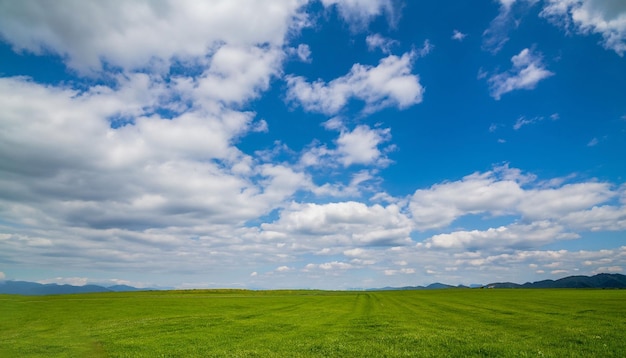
[1,289,625,357]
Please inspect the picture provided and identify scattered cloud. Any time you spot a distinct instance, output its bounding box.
[424,221,578,251]
[260,201,413,248]
[541,0,626,56]
[0,0,308,73]
[336,125,392,167]
[410,164,616,230]
[489,123,504,132]
[416,39,434,58]
[514,116,539,130]
[285,51,423,115]
[290,44,312,62]
[320,0,400,30]
[452,29,467,41]
[366,33,399,54]
[37,277,89,286]
[483,0,540,53]
[299,122,393,170]
[587,137,599,147]
[487,48,554,99]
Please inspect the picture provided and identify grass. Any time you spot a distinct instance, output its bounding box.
[1,289,625,357]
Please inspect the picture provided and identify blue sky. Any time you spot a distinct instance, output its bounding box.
[0,0,625,289]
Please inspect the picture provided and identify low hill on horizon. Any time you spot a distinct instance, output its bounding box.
[1,273,624,295]
[483,273,626,289]
[0,280,153,295]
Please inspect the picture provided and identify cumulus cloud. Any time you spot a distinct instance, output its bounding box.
[336,125,391,167]
[260,201,413,248]
[299,122,393,171]
[487,48,554,99]
[424,221,579,251]
[410,164,618,230]
[285,51,423,115]
[0,0,308,73]
[541,0,626,56]
[320,0,399,29]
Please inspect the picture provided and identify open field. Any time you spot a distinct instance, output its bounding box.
[1,289,625,357]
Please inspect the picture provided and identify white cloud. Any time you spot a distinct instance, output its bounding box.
[0,0,308,73]
[541,0,626,56]
[260,201,413,248]
[318,261,353,270]
[366,34,398,54]
[483,0,539,53]
[286,51,423,114]
[410,167,526,230]
[336,125,391,167]
[561,205,626,231]
[513,113,559,130]
[410,165,618,230]
[38,277,89,286]
[189,45,284,106]
[0,75,320,275]
[276,266,292,272]
[424,221,578,251]
[296,44,312,62]
[384,268,415,275]
[452,30,467,41]
[488,48,554,100]
[0,271,5,280]
[320,0,398,29]
[416,39,434,58]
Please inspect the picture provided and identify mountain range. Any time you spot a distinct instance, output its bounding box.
[368,273,626,291]
[1,273,624,295]
[0,280,151,295]
[482,273,626,289]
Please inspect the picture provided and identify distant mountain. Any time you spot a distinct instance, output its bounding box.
[368,282,457,291]
[107,284,144,292]
[0,280,150,295]
[484,273,626,289]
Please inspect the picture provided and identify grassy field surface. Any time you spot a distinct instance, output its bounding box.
[1,289,625,357]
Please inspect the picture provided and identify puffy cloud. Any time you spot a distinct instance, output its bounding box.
[336,125,391,167]
[318,261,353,270]
[295,44,312,62]
[189,45,284,106]
[410,165,618,230]
[410,167,526,230]
[541,0,626,56]
[366,33,398,54]
[0,0,308,73]
[285,51,423,115]
[487,48,554,100]
[300,124,392,169]
[561,205,626,231]
[517,182,614,220]
[451,30,467,41]
[260,201,413,248]
[424,221,579,251]
[320,0,398,29]
[0,74,320,275]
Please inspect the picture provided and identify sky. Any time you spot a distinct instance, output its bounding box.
[0,0,625,290]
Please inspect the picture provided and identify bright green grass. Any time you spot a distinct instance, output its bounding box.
[1,289,625,357]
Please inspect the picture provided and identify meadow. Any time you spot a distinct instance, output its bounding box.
[1,288,625,357]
